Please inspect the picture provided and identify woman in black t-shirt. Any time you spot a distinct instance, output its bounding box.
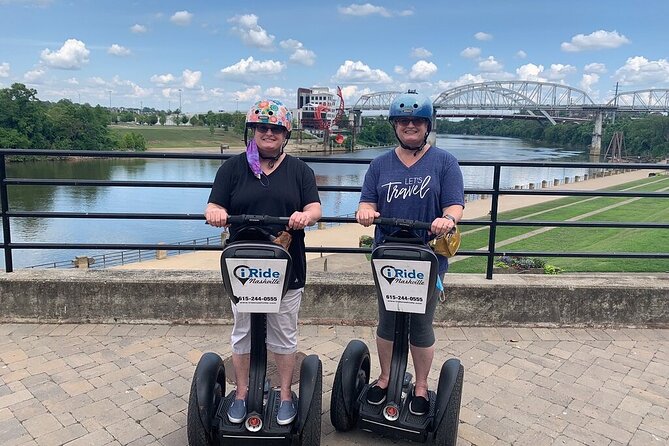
[205,99,321,426]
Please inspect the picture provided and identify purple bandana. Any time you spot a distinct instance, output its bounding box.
[245,139,262,179]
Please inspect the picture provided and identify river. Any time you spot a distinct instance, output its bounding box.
[1,135,589,269]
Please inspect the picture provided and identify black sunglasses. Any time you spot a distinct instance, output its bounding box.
[255,124,285,134]
[394,117,428,126]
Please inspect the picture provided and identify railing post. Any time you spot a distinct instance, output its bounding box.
[0,154,13,272]
[485,165,502,279]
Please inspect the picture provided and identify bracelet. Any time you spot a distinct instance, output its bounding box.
[442,213,456,223]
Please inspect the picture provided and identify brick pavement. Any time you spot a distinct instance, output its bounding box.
[0,323,667,445]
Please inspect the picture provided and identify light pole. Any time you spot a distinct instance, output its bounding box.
[178,89,182,113]
[108,90,112,109]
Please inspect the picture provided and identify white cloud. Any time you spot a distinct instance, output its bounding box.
[0,62,9,77]
[580,73,600,94]
[40,39,89,70]
[394,65,406,75]
[340,85,373,103]
[24,68,46,83]
[411,47,432,58]
[546,63,576,81]
[584,62,607,74]
[289,49,316,66]
[208,88,225,98]
[65,77,78,85]
[220,57,285,83]
[460,47,481,59]
[108,44,131,56]
[233,86,262,102]
[437,73,486,90]
[474,32,493,41]
[182,69,201,88]
[338,3,413,17]
[280,39,316,66]
[515,50,527,59]
[478,56,503,72]
[130,24,147,34]
[409,60,437,80]
[614,56,669,86]
[332,60,392,84]
[228,14,274,49]
[162,87,178,98]
[150,73,176,85]
[561,30,630,52]
[170,10,193,26]
[516,63,547,82]
[130,84,151,98]
[265,87,287,98]
[89,76,107,86]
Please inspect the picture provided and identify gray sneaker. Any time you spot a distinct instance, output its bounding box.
[276,399,297,425]
[227,398,246,424]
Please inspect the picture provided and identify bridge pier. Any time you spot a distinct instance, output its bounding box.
[590,111,603,161]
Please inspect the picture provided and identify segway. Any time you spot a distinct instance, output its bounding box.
[187,215,322,446]
[330,217,464,445]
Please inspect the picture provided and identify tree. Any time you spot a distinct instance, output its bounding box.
[159,113,167,126]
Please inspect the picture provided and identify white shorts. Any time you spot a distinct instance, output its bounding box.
[230,287,303,355]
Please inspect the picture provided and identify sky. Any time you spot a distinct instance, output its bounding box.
[1,0,669,114]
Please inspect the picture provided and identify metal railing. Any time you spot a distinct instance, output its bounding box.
[2,149,669,278]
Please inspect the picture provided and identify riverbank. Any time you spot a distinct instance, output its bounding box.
[115,167,664,271]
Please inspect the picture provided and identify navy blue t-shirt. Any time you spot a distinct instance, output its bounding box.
[359,146,465,273]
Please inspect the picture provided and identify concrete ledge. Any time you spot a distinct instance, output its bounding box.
[1,270,668,327]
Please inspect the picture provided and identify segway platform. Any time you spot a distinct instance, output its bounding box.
[187,215,322,446]
[330,218,463,446]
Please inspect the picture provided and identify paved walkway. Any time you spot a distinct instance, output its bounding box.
[1,323,668,445]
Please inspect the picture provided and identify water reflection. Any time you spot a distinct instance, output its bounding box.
[1,135,588,268]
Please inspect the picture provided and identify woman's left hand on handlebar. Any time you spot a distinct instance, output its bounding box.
[288,211,311,230]
[431,216,455,236]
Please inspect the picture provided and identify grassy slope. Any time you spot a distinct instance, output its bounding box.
[450,175,669,273]
[109,125,244,149]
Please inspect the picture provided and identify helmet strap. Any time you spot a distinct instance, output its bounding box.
[259,150,282,168]
[392,124,430,156]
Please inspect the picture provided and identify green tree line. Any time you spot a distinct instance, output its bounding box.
[0,83,146,151]
[436,115,669,160]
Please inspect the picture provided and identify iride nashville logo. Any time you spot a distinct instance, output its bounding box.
[380,265,426,285]
[233,265,281,285]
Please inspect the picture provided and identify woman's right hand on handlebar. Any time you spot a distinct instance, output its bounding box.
[205,203,229,227]
[356,204,380,227]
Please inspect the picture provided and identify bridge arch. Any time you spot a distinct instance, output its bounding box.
[607,89,669,111]
[433,81,595,111]
[352,91,402,110]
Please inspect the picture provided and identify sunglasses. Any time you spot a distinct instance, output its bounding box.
[255,124,285,134]
[394,117,428,126]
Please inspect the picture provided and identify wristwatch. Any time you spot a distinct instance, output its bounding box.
[442,213,457,223]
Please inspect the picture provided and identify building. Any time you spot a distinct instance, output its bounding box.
[295,87,337,133]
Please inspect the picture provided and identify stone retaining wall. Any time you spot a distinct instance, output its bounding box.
[2,270,668,327]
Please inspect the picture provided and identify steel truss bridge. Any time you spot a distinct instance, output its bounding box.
[352,81,669,125]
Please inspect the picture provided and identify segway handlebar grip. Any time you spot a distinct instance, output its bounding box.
[373,217,432,231]
[226,214,290,226]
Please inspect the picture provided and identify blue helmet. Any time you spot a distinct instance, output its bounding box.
[389,91,433,122]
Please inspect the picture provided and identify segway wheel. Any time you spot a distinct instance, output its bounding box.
[433,359,464,446]
[187,352,226,446]
[330,340,370,431]
[297,355,322,446]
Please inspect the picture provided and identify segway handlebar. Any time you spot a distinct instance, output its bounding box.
[373,217,432,231]
[226,214,290,226]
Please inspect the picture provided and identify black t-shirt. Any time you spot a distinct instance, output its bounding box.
[208,153,321,289]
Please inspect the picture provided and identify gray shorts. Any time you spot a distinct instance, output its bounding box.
[230,287,303,355]
[376,274,443,348]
